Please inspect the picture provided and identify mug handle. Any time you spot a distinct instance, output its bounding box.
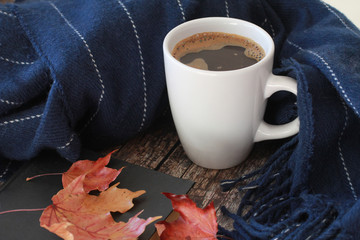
[254,74,299,142]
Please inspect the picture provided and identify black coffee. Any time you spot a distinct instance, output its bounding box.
[172,32,265,71]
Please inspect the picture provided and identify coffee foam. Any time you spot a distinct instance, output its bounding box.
[172,32,265,62]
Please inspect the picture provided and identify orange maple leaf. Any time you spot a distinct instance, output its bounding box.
[62,150,122,193]
[155,192,218,240]
[40,174,161,240]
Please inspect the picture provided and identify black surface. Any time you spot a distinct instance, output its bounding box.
[0,151,194,239]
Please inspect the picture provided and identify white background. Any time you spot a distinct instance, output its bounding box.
[323,0,360,27]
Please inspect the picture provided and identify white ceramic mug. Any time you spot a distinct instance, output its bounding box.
[163,17,299,169]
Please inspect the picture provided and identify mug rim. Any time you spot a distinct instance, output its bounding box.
[163,17,275,74]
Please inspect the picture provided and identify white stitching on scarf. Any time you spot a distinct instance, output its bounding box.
[287,40,359,116]
[288,39,358,201]
[254,196,286,218]
[176,0,186,21]
[0,9,15,18]
[262,18,276,38]
[0,98,23,105]
[304,235,313,240]
[220,180,236,186]
[282,228,290,234]
[117,0,148,132]
[49,2,105,133]
[0,160,12,179]
[57,133,75,150]
[338,100,358,201]
[224,0,230,17]
[321,1,360,38]
[0,113,42,126]
[0,56,34,65]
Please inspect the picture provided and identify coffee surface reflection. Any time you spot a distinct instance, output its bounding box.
[172,32,265,71]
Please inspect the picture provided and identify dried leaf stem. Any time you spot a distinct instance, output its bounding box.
[0,208,45,215]
[26,173,62,181]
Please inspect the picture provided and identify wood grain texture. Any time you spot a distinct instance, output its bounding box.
[113,117,179,169]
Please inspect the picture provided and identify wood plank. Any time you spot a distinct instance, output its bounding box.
[113,116,179,169]
[157,145,192,178]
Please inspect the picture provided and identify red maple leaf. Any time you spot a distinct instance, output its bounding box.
[62,150,122,192]
[155,192,218,240]
[40,174,161,240]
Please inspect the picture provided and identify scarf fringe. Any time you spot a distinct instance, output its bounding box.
[219,136,350,240]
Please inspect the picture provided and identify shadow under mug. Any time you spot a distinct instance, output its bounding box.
[163,17,299,169]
